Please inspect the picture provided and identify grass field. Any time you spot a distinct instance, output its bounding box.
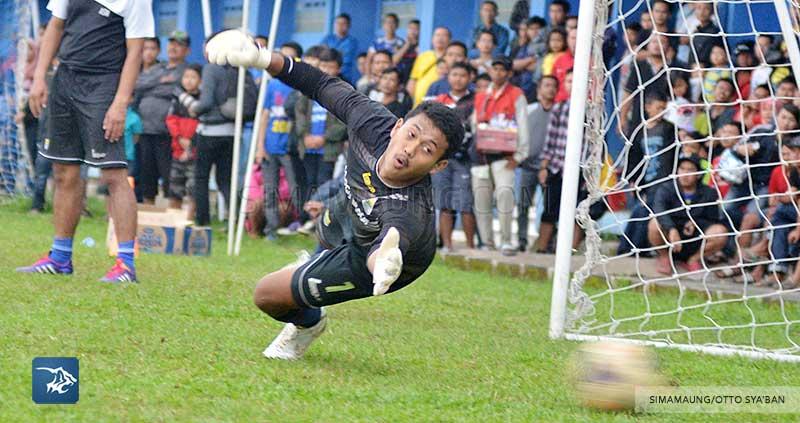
[0,198,798,422]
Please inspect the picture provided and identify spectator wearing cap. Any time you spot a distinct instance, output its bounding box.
[471,1,510,57]
[648,154,729,275]
[471,56,529,255]
[321,13,359,83]
[133,30,190,204]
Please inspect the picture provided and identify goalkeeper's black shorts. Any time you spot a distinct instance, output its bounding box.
[290,241,419,308]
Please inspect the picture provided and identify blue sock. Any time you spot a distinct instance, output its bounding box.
[49,237,73,263]
[117,240,135,270]
[276,308,321,328]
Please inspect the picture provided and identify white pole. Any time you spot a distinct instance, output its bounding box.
[227,0,252,255]
[234,0,284,256]
[774,0,800,80]
[30,0,40,36]
[548,0,596,339]
[200,0,213,38]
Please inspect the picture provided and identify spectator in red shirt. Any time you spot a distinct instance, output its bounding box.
[472,56,529,255]
[165,64,201,214]
[552,28,575,103]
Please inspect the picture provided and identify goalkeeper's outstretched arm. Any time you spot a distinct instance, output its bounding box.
[206,30,375,132]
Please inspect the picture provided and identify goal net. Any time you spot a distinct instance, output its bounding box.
[0,0,33,199]
[550,0,800,362]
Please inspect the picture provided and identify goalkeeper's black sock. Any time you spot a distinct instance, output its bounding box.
[275,307,321,328]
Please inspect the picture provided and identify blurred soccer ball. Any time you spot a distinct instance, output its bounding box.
[570,341,664,411]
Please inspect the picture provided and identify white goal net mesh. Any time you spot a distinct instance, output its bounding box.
[0,0,33,199]
[560,0,800,361]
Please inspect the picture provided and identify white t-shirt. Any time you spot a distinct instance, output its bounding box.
[47,0,154,38]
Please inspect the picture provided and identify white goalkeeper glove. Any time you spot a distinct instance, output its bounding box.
[372,227,403,296]
[205,29,272,69]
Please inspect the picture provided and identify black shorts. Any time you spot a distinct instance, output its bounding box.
[290,242,417,308]
[672,226,706,262]
[39,66,127,168]
[316,191,352,250]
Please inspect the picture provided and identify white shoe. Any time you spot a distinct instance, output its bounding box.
[297,220,316,236]
[263,308,327,360]
[372,227,403,296]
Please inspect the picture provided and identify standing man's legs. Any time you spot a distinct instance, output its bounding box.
[471,164,495,249]
[516,167,537,252]
[263,155,282,236]
[490,159,516,252]
[194,135,215,226]
[279,155,300,217]
[214,136,235,217]
[31,153,53,212]
[103,167,137,242]
[154,134,173,202]
[138,134,159,204]
[52,163,84,239]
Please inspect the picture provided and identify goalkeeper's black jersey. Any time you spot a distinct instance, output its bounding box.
[276,58,437,279]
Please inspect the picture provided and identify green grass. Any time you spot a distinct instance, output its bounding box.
[0,198,798,422]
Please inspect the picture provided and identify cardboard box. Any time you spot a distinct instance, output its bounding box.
[183,226,213,256]
[107,206,209,256]
[475,127,518,154]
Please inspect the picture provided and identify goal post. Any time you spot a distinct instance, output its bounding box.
[549,0,800,362]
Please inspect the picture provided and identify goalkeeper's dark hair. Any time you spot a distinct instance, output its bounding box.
[405,101,465,161]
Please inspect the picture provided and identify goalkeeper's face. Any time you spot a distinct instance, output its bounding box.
[383,115,449,184]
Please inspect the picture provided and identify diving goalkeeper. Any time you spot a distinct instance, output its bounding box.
[206,30,464,360]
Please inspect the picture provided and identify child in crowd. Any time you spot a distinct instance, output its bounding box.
[665,72,696,133]
[474,73,491,93]
[703,44,733,102]
[708,122,741,200]
[165,64,201,216]
[540,28,568,78]
[470,30,496,75]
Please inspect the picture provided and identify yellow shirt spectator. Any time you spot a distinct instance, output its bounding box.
[410,50,441,106]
